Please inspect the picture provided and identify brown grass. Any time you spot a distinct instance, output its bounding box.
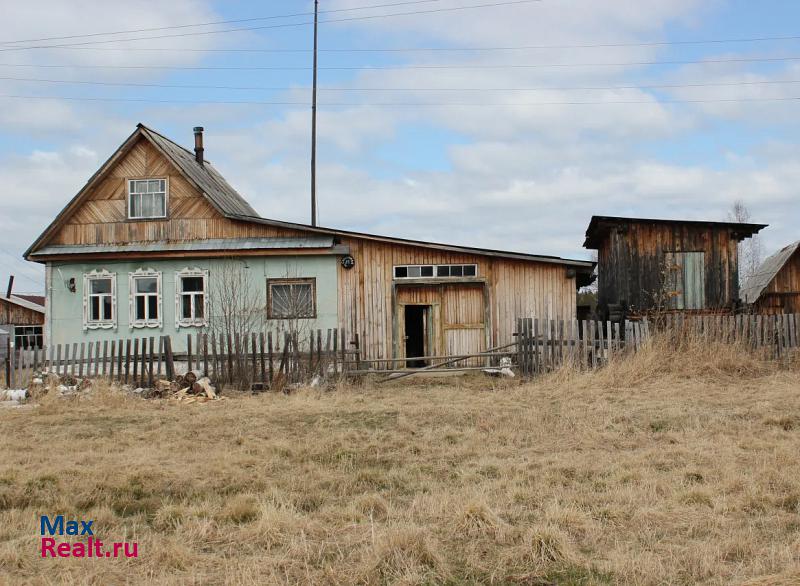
[0,340,799,584]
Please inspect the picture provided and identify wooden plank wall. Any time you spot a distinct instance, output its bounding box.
[50,138,300,246]
[597,222,739,315]
[337,237,576,361]
[758,248,800,314]
[0,299,44,326]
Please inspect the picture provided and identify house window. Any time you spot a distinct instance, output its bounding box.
[664,251,706,310]
[129,269,162,328]
[83,270,116,330]
[393,264,478,279]
[15,326,43,350]
[128,178,167,219]
[176,268,208,328]
[267,278,316,319]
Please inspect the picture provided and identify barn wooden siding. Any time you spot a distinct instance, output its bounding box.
[336,238,576,361]
[596,222,740,316]
[756,248,800,314]
[0,299,44,327]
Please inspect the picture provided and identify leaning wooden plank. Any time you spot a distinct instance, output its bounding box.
[379,341,518,383]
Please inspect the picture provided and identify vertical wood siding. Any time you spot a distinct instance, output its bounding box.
[758,248,800,313]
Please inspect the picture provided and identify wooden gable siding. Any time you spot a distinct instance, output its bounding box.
[758,248,800,314]
[0,299,44,326]
[597,222,739,314]
[336,237,575,360]
[49,138,295,246]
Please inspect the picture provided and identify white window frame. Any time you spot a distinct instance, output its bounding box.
[175,267,209,328]
[127,177,168,220]
[129,269,162,329]
[83,269,117,331]
[393,264,479,279]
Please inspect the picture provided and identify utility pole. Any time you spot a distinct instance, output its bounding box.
[4,275,12,388]
[310,0,319,226]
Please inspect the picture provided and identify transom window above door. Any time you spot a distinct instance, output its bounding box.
[393,264,478,279]
[128,178,167,219]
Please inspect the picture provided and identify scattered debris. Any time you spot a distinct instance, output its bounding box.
[483,357,515,378]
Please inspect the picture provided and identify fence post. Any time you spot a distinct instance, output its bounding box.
[164,336,175,380]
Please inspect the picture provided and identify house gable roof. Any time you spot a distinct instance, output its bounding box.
[25,123,258,258]
[740,240,800,304]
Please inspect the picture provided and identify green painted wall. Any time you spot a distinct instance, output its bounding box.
[47,256,339,351]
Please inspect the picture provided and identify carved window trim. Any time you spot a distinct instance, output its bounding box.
[83,269,117,331]
[175,267,209,328]
[129,268,162,329]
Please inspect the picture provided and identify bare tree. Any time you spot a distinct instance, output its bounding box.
[727,200,763,284]
[206,259,265,348]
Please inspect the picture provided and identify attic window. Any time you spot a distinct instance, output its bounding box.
[128,178,167,219]
[393,264,478,279]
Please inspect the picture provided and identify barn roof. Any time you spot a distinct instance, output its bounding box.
[0,294,45,314]
[584,215,767,249]
[740,240,800,304]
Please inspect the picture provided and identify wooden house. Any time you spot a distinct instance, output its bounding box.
[24,124,594,364]
[0,294,45,349]
[741,241,800,314]
[583,215,766,319]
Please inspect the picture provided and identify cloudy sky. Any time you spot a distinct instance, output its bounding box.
[2,0,799,293]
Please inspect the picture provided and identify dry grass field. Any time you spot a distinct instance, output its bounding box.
[1,340,799,585]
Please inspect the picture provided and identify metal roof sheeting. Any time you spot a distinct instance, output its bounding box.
[740,241,800,304]
[139,125,259,218]
[32,237,336,256]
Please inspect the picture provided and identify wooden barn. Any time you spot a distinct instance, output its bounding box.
[25,124,594,365]
[741,241,800,314]
[0,294,45,349]
[584,215,766,319]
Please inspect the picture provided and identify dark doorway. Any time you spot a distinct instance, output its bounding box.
[404,305,429,367]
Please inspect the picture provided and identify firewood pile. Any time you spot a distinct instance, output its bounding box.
[168,371,225,405]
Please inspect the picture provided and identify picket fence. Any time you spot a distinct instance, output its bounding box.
[3,313,798,389]
[4,329,358,390]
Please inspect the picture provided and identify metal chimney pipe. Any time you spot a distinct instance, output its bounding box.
[193,126,204,164]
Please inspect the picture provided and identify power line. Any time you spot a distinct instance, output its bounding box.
[0,0,542,52]
[3,93,800,107]
[0,0,442,46]
[15,33,800,54]
[5,75,800,93]
[3,55,800,70]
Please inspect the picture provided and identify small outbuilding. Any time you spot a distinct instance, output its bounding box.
[0,294,45,349]
[741,241,800,314]
[584,215,767,319]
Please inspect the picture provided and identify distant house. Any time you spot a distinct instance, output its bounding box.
[583,215,767,320]
[0,294,45,349]
[741,241,800,314]
[24,124,594,364]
